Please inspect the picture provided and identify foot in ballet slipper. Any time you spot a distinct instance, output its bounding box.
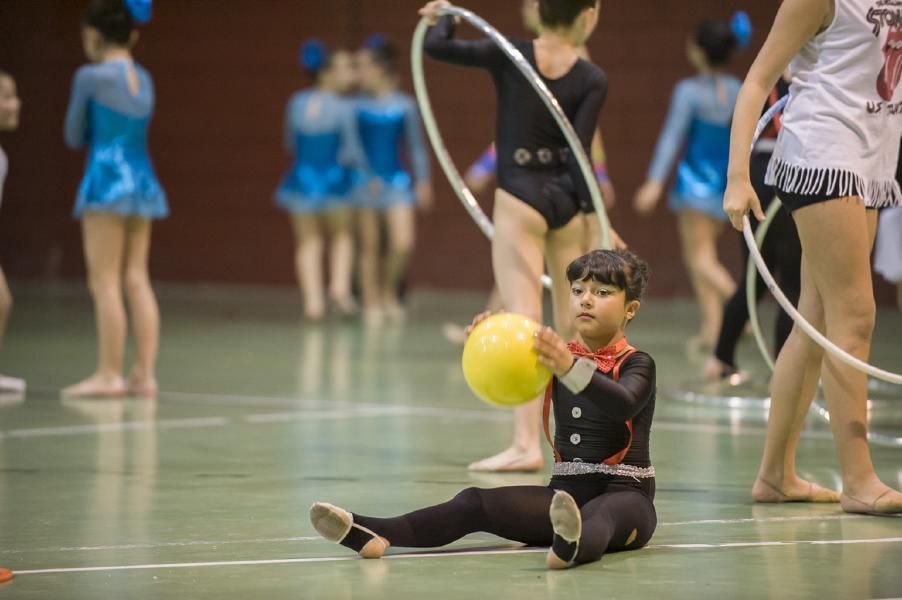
[547,491,581,569]
[752,477,840,503]
[841,489,902,516]
[309,502,390,558]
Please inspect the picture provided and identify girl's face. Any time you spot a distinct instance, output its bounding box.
[521,0,541,35]
[81,26,104,62]
[0,76,21,131]
[326,51,357,94]
[355,49,381,93]
[568,278,638,341]
[686,40,708,71]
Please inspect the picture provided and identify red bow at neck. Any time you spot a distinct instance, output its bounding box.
[567,337,630,373]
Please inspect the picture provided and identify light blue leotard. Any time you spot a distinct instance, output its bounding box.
[354,91,430,209]
[64,59,167,219]
[647,74,740,220]
[275,89,362,213]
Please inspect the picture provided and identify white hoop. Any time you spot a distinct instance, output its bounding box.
[744,94,902,446]
[410,5,612,290]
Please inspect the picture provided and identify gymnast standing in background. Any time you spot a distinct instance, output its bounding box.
[0,70,24,394]
[275,41,360,321]
[62,0,167,399]
[634,14,749,354]
[354,38,432,325]
[422,0,611,473]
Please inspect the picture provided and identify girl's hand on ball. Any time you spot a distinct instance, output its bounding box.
[533,326,573,377]
[464,311,493,337]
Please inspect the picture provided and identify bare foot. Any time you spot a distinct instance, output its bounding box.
[331,296,358,319]
[468,447,543,472]
[127,371,158,399]
[752,476,840,503]
[61,374,127,399]
[0,374,26,394]
[840,483,902,516]
[442,322,467,346]
[383,298,406,323]
[362,306,384,327]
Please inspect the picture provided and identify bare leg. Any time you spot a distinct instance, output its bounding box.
[292,214,326,321]
[0,266,24,392]
[122,218,160,397]
[469,189,546,472]
[757,199,900,512]
[64,212,127,397]
[357,209,382,323]
[0,266,10,343]
[752,254,838,502]
[546,215,589,340]
[677,210,736,349]
[383,204,415,321]
[324,207,356,316]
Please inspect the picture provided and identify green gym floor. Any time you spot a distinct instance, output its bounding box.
[0,285,900,599]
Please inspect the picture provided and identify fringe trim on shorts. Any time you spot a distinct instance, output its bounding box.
[765,159,902,208]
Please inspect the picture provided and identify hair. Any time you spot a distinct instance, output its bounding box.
[538,0,596,29]
[300,39,332,80]
[84,0,135,45]
[566,249,650,303]
[0,70,11,83]
[364,38,398,76]
[694,18,737,67]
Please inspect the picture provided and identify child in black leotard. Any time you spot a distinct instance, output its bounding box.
[310,249,657,569]
[419,0,613,474]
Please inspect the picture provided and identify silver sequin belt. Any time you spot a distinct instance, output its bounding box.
[552,462,656,479]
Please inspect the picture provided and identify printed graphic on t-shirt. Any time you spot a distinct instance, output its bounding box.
[868,0,902,100]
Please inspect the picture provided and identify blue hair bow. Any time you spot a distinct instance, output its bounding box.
[300,39,327,72]
[363,34,387,50]
[731,11,752,50]
[124,0,152,24]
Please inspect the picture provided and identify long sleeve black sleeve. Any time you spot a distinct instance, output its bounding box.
[424,15,505,70]
[578,353,655,422]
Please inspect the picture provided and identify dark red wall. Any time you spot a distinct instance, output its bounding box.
[0,0,894,300]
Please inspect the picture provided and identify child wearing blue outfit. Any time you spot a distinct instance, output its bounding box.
[62,0,166,399]
[634,15,747,352]
[354,40,432,323]
[276,41,360,321]
[0,70,25,394]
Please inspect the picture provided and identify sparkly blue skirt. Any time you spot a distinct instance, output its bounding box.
[667,160,728,221]
[275,162,353,214]
[355,169,415,210]
[74,145,168,219]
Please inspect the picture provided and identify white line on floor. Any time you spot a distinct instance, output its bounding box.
[0,417,229,439]
[11,537,902,576]
[0,514,872,556]
[0,400,830,440]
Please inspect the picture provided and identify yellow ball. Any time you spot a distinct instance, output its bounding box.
[462,312,552,407]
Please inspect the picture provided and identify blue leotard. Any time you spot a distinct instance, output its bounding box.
[64,59,167,219]
[647,74,740,220]
[354,91,430,209]
[275,89,361,213]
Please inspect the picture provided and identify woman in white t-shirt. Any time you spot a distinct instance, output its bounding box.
[0,70,24,393]
[724,0,901,514]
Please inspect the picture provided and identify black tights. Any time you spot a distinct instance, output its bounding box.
[347,483,656,565]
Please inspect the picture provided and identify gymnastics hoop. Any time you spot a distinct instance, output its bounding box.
[744,94,902,446]
[411,5,612,291]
